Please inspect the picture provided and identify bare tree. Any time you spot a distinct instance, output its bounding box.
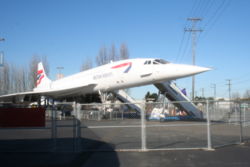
[15,67,22,92]
[119,43,129,60]
[109,44,118,62]
[0,57,47,95]
[17,66,28,92]
[0,62,10,95]
[8,65,24,93]
[81,58,93,71]
[9,63,17,93]
[3,63,10,94]
[96,43,130,67]
[0,67,4,95]
[28,55,50,89]
[23,66,30,91]
[244,90,250,99]
[232,92,241,100]
[96,46,108,66]
[29,55,40,89]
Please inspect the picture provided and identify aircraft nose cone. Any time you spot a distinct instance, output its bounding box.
[191,66,211,74]
[154,63,211,82]
[175,64,211,78]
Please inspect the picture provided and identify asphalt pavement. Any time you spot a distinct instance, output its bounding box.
[1,142,250,167]
[1,118,250,167]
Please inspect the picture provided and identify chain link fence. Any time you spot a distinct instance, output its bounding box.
[0,100,250,152]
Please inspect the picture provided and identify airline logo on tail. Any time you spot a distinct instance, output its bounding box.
[37,69,44,86]
[111,62,132,73]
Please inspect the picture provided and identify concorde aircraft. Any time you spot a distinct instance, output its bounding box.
[0,58,210,102]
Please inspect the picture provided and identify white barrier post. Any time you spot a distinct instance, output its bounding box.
[76,103,81,152]
[73,102,76,152]
[122,105,124,120]
[206,100,212,150]
[239,102,243,143]
[244,104,246,126]
[51,107,57,151]
[141,102,147,151]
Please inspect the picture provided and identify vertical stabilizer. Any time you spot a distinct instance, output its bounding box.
[34,62,52,91]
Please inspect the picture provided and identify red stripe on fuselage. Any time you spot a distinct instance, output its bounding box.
[111,62,131,69]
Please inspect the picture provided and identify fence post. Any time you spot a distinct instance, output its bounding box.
[239,102,243,143]
[206,100,213,150]
[76,103,82,152]
[73,102,76,152]
[51,107,57,151]
[141,102,147,151]
[98,104,101,121]
[244,104,246,126]
[122,105,124,120]
[162,93,167,114]
[73,102,81,152]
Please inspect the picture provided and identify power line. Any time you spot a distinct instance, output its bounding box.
[176,0,201,63]
[176,31,186,62]
[203,0,228,29]
[188,0,202,17]
[213,72,250,87]
[178,31,192,63]
[233,78,250,85]
[198,0,231,42]
[191,0,203,17]
[199,0,216,19]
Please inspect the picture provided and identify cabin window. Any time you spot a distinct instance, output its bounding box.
[144,60,152,65]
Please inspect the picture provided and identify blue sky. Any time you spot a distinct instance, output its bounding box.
[0,0,250,99]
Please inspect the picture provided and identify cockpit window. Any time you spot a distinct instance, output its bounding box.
[153,59,169,64]
[153,61,159,65]
[144,59,169,65]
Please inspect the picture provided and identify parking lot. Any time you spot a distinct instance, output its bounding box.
[1,118,250,152]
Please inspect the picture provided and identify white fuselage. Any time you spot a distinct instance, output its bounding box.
[0,58,211,102]
[35,58,210,96]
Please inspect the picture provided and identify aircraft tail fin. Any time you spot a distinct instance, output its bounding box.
[35,62,52,90]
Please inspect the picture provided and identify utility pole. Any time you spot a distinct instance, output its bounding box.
[201,88,205,98]
[185,18,202,100]
[226,79,232,113]
[226,79,231,101]
[211,84,216,99]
